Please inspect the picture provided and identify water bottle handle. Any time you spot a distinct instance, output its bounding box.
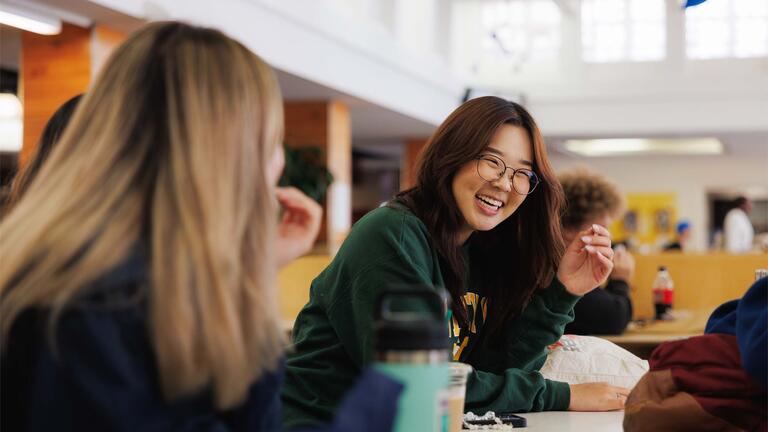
[374,286,446,322]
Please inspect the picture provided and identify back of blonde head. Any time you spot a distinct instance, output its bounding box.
[0,22,284,409]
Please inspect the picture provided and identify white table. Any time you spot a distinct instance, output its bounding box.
[518,411,624,431]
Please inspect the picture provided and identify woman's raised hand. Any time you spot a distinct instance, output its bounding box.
[557,224,614,296]
[275,187,323,268]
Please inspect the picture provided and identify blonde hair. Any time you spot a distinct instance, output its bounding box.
[559,168,626,230]
[0,22,285,409]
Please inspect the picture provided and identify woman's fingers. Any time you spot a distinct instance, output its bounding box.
[580,235,612,248]
[594,246,614,259]
[275,187,323,268]
[591,224,611,237]
[585,245,614,277]
[581,225,612,248]
[583,245,614,259]
[593,247,614,268]
[277,187,321,219]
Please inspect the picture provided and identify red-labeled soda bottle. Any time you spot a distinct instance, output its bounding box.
[653,266,674,320]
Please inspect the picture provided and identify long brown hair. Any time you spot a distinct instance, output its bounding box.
[0,22,284,409]
[397,96,564,337]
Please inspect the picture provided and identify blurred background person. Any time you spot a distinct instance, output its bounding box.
[724,196,755,253]
[3,94,82,213]
[663,220,692,251]
[560,168,634,336]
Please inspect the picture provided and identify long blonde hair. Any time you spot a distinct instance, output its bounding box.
[0,22,285,409]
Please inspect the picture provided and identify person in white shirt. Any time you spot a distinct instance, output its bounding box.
[724,196,755,253]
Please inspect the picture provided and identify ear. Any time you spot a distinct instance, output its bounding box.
[267,146,285,186]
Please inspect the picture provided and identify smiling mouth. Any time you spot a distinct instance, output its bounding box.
[475,194,505,210]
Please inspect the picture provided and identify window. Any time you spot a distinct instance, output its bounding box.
[686,0,768,59]
[481,0,561,64]
[581,0,666,63]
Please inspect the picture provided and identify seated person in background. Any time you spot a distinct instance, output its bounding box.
[663,220,691,251]
[705,276,767,389]
[560,169,634,336]
[0,94,81,215]
[4,94,82,211]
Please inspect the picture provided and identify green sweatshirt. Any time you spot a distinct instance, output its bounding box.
[282,204,579,428]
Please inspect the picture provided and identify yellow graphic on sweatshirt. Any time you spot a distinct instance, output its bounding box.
[448,292,488,360]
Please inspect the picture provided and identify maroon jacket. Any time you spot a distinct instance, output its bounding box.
[624,334,767,432]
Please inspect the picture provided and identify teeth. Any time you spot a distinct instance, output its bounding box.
[476,194,503,208]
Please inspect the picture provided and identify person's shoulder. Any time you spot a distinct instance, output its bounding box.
[349,205,430,242]
[739,278,767,312]
[725,208,746,220]
[333,205,435,268]
[74,246,149,310]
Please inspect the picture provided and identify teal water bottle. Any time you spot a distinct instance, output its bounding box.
[373,288,450,432]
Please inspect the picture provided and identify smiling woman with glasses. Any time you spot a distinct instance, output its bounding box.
[283,96,626,429]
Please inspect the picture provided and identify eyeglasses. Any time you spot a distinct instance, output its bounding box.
[475,154,540,195]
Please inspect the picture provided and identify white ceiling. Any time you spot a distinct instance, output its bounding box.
[276,70,438,141]
[3,1,764,155]
[0,22,438,142]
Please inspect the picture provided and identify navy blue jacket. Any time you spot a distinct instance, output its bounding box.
[1,249,401,431]
[705,277,767,389]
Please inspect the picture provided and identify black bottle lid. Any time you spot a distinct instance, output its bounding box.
[374,287,449,352]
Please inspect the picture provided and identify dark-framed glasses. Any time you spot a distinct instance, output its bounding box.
[475,154,540,195]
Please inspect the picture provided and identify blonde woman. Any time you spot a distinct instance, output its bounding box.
[0,22,400,431]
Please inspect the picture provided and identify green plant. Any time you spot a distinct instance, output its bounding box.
[278,145,334,203]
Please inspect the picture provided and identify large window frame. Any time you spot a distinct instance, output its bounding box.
[581,0,666,63]
[685,0,768,60]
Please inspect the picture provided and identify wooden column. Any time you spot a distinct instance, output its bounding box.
[21,24,90,165]
[20,23,126,165]
[400,138,429,190]
[283,101,352,253]
[91,25,128,77]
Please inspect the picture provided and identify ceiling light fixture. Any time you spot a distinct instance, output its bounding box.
[0,3,62,35]
[563,138,724,157]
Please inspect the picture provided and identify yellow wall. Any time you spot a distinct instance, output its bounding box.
[611,193,677,247]
[278,255,332,323]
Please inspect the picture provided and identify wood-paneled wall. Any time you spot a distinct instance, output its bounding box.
[21,24,91,165]
[629,252,767,319]
[20,23,127,166]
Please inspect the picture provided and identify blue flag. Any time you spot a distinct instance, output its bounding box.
[684,0,707,8]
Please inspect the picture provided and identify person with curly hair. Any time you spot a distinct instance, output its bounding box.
[560,168,634,335]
